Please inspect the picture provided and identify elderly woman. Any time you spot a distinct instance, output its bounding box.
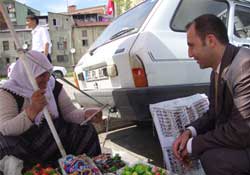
[0,50,102,166]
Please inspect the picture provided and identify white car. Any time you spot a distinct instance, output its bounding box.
[74,0,250,121]
[7,62,67,78]
[52,66,67,78]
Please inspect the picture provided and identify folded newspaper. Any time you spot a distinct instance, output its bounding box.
[150,93,208,175]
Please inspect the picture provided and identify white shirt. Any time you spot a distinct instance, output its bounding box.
[31,25,52,54]
[186,63,222,154]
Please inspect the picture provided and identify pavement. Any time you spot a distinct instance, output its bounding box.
[59,77,165,168]
[98,123,164,167]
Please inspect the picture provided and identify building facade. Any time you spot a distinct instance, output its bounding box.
[0,0,39,76]
[48,12,74,69]
[48,5,111,70]
[72,22,109,66]
[1,0,39,29]
[0,29,31,75]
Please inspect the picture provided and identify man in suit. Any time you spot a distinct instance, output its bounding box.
[173,14,250,174]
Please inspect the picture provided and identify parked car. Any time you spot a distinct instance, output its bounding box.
[74,0,250,121]
[52,66,67,78]
[7,62,67,78]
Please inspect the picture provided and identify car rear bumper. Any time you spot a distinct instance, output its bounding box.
[74,83,210,121]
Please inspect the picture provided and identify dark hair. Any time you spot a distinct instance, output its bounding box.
[186,14,229,45]
[26,15,39,25]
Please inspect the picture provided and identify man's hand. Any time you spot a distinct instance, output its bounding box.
[173,129,192,161]
[84,108,103,123]
[25,89,47,121]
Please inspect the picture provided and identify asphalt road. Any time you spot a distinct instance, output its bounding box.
[58,77,164,168]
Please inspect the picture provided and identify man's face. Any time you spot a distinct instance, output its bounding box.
[187,24,213,69]
[26,18,36,29]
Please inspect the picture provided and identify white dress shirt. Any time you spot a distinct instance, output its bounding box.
[31,25,52,54]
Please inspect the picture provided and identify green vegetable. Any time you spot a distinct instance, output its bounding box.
[23,173,33,175]
[109,166,118,172]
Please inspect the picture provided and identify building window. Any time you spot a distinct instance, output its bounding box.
[3,41,9,51]
[57,37,65,50]
[82,40,88,47]
[6,58,10,64]
[57,42,64,50]
[82,30,87,37]
[63,41,67,49]
[56,55,69,62]
[53,19,56,25]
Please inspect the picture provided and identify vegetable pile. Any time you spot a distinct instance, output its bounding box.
[93,153,126,173]
[23,163,61,175]
[121,163,166,175]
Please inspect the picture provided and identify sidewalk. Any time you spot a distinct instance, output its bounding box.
[98,124,164,168]
[60,77,164,167]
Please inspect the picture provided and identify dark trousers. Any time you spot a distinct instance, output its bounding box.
[0,118,101,168]
[200,148,250,175]
[47,54,52,63]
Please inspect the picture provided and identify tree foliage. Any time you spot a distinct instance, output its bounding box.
[113,0,132,16]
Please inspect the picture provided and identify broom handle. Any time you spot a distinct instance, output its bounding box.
[0,4,66,157]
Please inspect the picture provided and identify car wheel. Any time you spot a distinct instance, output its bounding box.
[53,71,63,78]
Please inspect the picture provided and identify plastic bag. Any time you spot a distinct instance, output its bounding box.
[0,155,23,175]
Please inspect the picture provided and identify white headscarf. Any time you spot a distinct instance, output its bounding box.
[2,50,59,124]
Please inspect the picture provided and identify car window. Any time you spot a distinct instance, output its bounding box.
[234,5,250,39]
[90,0,158,50]
[171,0,228,32]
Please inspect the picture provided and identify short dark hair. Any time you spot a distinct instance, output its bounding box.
[186,14,229,45]
[26,15,39,25]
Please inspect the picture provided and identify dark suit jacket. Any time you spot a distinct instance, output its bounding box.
[190,44,250,157]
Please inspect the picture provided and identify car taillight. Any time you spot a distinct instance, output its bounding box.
[73,72,79,88]
[132,68,148,87]
[130,55,148,87]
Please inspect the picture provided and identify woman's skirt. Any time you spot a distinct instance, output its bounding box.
[0,117,101,166]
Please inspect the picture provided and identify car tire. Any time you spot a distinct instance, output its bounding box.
[53,71,64,78]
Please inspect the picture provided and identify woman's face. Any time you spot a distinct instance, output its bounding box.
[36,72,50,89]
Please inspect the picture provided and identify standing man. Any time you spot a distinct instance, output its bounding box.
[173,14,250,174]
[26,15,52,63]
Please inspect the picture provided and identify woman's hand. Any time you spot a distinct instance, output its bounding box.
[25,89,47,121]
[84,108,103,123]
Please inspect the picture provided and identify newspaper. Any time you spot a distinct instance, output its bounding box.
[150,94,208,175]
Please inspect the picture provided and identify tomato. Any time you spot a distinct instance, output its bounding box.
[44,167,53,172]
[41,173,49,175]
[36,163,42,168]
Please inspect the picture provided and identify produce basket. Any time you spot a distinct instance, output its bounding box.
[117,162,167,175]
[93,153,126,174]
[58,154,102,175]
[23,163,61,175]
